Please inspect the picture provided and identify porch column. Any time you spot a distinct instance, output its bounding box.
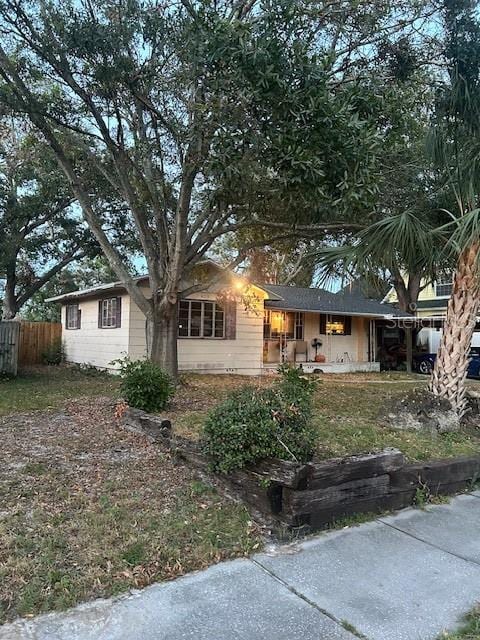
[368,320,376,362]
[405,326,413,374]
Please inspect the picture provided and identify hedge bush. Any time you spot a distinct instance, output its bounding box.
[202,365,317,474]
[41,338,65,365]
[114,357,174,412]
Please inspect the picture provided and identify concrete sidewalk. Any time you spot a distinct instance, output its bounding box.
[3,493,480,640]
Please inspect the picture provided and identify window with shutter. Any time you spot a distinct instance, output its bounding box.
[177,300,226,338]
[325,314,351,336]
[66,303,81,330]
[98,297,122,328]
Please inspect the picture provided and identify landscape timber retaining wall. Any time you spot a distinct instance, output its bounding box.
[118,406,480,530]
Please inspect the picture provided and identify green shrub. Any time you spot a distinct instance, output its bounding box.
[114,357,174,412]
[202,366,317,474]
[41,339,65,365]
[277,363,316,413]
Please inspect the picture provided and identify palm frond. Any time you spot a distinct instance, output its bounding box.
[315,211,450,287]
[445,207,480,256]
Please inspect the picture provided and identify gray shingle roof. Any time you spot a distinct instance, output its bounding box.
[262,284,411,317]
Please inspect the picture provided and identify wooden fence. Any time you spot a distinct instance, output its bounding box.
[18,321,62,365]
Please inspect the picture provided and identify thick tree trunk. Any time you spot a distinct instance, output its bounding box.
[393,271,422,314]
[429,243,480,417]
[2,266,18,320]
[146,299,178,380]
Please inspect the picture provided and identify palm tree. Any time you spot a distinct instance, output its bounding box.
[426,0,480,417]
[316,211,449,314]
[317,0,480,418]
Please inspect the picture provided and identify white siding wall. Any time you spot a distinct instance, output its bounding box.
[61,295,130,370]
[128,289,266,375]
[60,291,370,373]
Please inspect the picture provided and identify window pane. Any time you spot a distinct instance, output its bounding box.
[67,304,78,329]
[270,311,283,338]
[190,301,202,337]
[178,300,189,337]
[102,300,109,326]
[203,302,214,337]
[295,313,304,340]
[284,312,295,339]
[326,315,345,335]
[102,298,117,328]
[215,305,224,338]
[436,283,452,297]
[263,310,271,339]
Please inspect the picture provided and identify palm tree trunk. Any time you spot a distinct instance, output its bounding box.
[429,242,480,417]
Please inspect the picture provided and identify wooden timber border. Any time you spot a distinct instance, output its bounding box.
[119,406,480,530]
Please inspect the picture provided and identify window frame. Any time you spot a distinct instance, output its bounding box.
[98,296,121,329]
[263,310,304,340]
[320,314,352,336]
[434,280,453,298]
[66,303,81,330]
[178,299,226,339]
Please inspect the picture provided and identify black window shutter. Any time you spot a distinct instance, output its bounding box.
[77,307,82,330]
[98,300,103,328]
[225,300,236,339]
[115,296,122,328]
[319,314,326,334]
[344,315,352,335]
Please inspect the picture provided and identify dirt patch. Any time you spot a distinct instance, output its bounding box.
[0,398,261,623]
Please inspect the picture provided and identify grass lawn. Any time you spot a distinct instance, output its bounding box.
[0,365,120,415]
[172,372,480,462]
[1,366,480,625]
[312,376,480,461]
[439,606,480,639]
[0,368,261,624]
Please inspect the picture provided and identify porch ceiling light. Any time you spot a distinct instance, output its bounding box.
[234,279,245,290]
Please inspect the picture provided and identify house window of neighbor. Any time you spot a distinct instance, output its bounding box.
[101,298,118,328]
[66,303,80,330]
[178,300,225,338]
[435,280,453,297]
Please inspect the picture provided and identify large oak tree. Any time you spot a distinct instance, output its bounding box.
[0,116,94,319]
[0,0,434,376]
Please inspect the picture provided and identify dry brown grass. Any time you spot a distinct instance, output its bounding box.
[166,372,480,462]
[0,394,261,624]
[2,367,480,625]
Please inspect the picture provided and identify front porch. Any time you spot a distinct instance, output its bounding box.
[262,308,379,374]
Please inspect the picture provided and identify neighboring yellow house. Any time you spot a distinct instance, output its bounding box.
[383,275,480,354]
[383,278,453,318]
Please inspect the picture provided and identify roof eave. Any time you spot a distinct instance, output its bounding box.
[265,304,408,318]
[45,277,149,303]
